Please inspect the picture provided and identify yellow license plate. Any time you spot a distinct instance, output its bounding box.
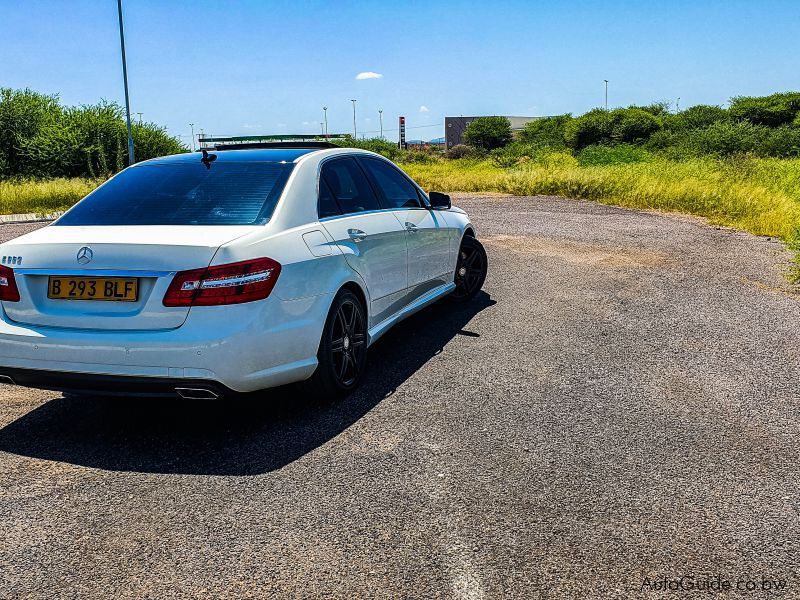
[47,276,138,302]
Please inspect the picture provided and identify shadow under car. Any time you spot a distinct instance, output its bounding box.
[0,292,495,476]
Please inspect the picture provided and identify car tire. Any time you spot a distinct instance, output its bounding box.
[450,235,488,302]
[301,288,368,399]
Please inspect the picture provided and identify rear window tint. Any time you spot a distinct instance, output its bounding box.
[56,162,293,226]
[318,178,341,219]
[321,158,380,215]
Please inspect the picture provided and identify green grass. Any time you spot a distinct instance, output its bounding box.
[0,178,103,215]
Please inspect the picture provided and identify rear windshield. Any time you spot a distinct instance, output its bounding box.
[55,162,294,226]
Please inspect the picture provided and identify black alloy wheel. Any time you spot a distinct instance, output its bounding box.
[301,288,368,398]
[451,235,488,302]
[329,297,367,387]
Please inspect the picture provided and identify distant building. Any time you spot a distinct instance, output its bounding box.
[444,116,543,148]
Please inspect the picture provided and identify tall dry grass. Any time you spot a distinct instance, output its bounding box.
[402,155,800,242]
[0,178,102,215]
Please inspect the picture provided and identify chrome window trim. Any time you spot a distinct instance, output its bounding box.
[318,207,405,223]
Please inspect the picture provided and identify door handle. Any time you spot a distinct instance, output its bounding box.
[405,222,418,233]
[348,228,367,242]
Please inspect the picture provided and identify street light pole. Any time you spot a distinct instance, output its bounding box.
[320,122,324,136]
[323,106,328,138]
[676,97,681,113]
[189,123,195,151]
[117,0,135,165]
[604,79,609,111]
[379,109,383,139]
[350,99,357,138]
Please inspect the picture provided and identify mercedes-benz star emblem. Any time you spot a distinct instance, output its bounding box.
[76,246,93,265]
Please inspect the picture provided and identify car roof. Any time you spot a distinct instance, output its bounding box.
[137,148,322,166]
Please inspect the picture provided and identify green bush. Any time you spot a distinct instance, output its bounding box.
[657,121,800,158]
[756,126,800,158]
[633,102,671,117]
[662,104,730,131]
[612,108,662,144]
[577,144,654,166]
[729,92,800,127]
[332,137,403,161]
[564,108,661,150]
[0,88,185,178]
[463,116,512,150]
[488,143,534,167]
[0,88,60,178]
[517,115,572,149]
[447,144,483,159]
[564,109,614,149]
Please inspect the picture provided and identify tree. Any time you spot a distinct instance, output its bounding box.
[463,116,513,150]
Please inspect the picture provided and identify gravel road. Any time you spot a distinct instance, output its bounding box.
[0,195,798,599]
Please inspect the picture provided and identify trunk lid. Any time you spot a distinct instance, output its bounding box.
[1,225,260,330]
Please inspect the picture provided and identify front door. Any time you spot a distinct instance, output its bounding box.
[358,156,452,298]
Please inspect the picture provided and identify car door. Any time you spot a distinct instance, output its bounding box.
[317,157,408,326]
[358,157,452,299]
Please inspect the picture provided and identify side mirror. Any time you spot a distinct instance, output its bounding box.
[428,191,451,210]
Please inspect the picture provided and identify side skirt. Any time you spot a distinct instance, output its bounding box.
[367,282,456,346]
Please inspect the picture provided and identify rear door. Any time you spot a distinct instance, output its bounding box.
[358,157,452,297]
[317,157,408,325]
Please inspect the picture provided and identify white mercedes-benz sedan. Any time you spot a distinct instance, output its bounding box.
[0,143,487,399]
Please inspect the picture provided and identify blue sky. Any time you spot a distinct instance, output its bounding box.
[3,0,799,143]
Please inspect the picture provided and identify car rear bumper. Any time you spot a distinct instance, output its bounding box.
[0,367,237,399]
[0,293,332,394]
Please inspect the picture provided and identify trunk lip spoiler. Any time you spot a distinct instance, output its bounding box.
[13,268,176,277]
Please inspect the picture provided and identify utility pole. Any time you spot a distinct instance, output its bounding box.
[350,99,357,138]
[604,79,609,110]
[136,112,143,124]
[117,0,135,165]
[323,106,328,138]
[379,109,383,139]
[320,122,324,136]
[189,123,195,151]
[676,97,681,113]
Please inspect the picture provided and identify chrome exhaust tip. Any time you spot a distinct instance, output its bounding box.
[0,375,16,385]
[175,387,220,400]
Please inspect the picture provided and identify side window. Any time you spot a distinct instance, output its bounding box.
[361,158,422,209]
[318,178,341,219]
[321,158,380,215]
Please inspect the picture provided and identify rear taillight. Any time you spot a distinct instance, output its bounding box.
[0,265,20,302]
[163,258,281,307]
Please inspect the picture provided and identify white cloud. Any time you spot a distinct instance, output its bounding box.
[419,105,430,113]
[356,71,383,80]
[302,121,311,125]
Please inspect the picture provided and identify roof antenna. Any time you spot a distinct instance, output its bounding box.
[201,148,217,169]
